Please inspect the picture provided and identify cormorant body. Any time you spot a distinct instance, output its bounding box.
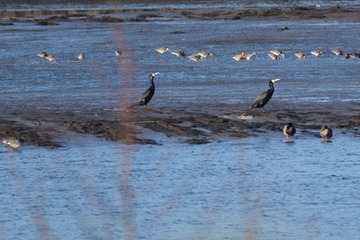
[133,72,159,107]
[251,78,280,110]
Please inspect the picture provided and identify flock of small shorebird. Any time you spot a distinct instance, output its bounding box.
[155,46,360,61]
[2,46,339,151]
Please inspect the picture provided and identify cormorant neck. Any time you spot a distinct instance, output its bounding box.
[149,75,155,87]
[269,81,274,89]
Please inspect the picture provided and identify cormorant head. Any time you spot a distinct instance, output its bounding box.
[150,72,159,78]
[148,72,159,79]
[269,78,280,87]
[271,78,280,84]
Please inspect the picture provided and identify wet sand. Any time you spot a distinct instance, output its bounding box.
[1,4,360,147]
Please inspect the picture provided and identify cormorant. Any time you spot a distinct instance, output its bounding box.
[320,125,333,141]
[283,123,296,141]
[251,78,280,111]
[131,72,159,107]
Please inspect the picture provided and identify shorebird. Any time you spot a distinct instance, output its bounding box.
[45,54,56,62]
[269,50,286,58]
[268,52,280,61]
[155,47,169,54]
[251,78,280,111]
[283,123,296,142]
[130,72,159,107]
[310,50,324,56]
[331,49,343,56]
[320,125,333,142]
[294,52,306,59]
[243,52,257,60]
[2,137,22,150]
[186,53,205,61]
[36,51,48,58]
[169,49,186,57]
[232,52,246,61]
[197,51,213,59]
[115,50,122,57]
[233,52,256,61]
[77,52,84,60]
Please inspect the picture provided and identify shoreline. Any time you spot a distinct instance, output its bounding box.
[2,5,360,23]
[1,106,360,148]
[1,3,360,148]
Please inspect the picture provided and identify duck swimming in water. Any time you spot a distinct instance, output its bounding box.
[283,123,296,142]
[320,125,333,142]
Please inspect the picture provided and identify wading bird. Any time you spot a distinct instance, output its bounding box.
[320,125,333,141]
[131,72,159,107]
[45,54,56,62]
[197,51,213,59]
[251,78,280,111]
[115,50,122,57]
[186,53,204,61]
[36,51,48,58]
[295,52,306,59]
[170,49,187,58]
[310,50,324,56]
[77,52,84,60]
[331,49,343,56]
[155,47,169,54]
[268,52,280,61]
[269,50,286,58]
[2,137,22,150]
[283,123,296,142]
[233,52,256,61]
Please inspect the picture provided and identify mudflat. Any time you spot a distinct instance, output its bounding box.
[1,3,360,147]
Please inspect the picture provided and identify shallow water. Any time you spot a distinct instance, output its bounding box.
[1,2,360,239]
[0,132,359,239]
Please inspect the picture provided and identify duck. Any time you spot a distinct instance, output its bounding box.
[283,123,296,142]
[320,125,333,141]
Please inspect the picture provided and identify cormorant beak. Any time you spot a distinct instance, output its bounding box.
[152,72,160,77]
[272,78,280,83]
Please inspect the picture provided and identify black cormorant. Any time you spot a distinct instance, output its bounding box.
[320,125,333,141]
[132,72,159,107]
[251,78,280,111]
[283,123,296,141]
